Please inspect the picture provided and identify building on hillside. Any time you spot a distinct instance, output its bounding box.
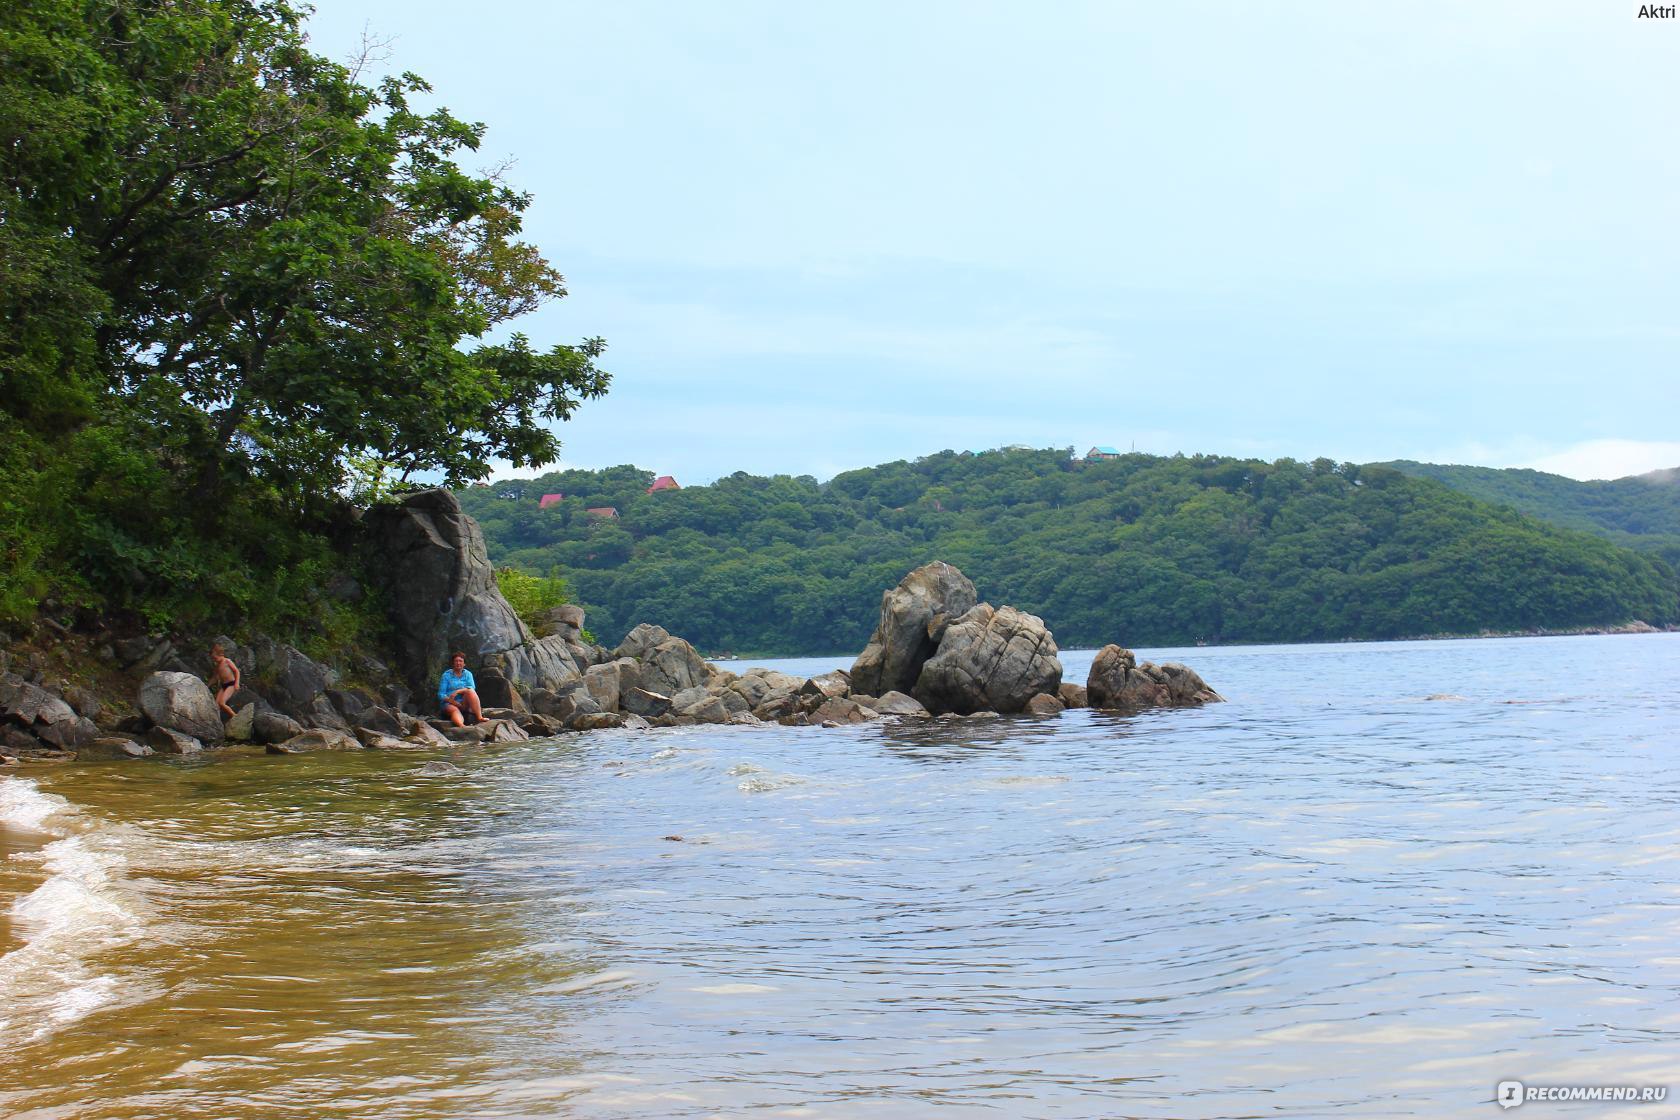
[647,475,680,494]
[584,506,619,520]
[1085,446,1122,462]
[538,493,565,509]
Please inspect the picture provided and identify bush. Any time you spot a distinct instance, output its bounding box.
[495,567,574,630]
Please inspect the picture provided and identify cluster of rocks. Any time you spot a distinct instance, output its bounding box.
[1,493,1222,766]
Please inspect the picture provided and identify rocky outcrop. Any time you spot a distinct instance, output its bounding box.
[1086,645,1222,710]
[138,671,225,743]
[913,604,1062,715]
[617,627,708,696]
[1,672,100,752]
[361,488,582,702]
[850,562,977,697]
[248,641,347,730]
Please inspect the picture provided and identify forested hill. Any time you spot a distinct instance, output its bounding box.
[1380,461,1680,570]
[458,449,1679,656]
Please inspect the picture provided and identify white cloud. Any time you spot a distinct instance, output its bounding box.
[1518,439,1680,482]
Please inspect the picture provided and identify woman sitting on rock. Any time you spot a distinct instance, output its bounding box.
[438,651,482,727]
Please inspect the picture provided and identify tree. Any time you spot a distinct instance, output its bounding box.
[0,0,608,625]
[2,0,608,500]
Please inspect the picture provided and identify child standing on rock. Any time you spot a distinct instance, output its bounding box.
[210,643,241,719]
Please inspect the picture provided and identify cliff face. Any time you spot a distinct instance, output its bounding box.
[361,489,584,702]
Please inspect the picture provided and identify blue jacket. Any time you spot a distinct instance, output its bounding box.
[439,667,476,702]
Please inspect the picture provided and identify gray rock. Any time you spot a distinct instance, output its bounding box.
[711,687,749,716]
[912,603,1062,715]
[850,562,978,697]
[1,671,77,727]
[1024,692,1066,716]
[3,726,43,753]
[80,736,154,760]
[381,682,414,714]
[252,709,304,745]
[146,726,204,755]
[583,662,623,712]
[725,711,764,726]
[137,672,224,742]
[61,685,102,721]
[619,713,653,730]
[799,670,851,702]
[354,706,406,736]
[683,696,732,723]
[621,687,673,719]
[361,488,582,700]
[613,623,672,661]
[326,687,379,723]
[563,637,599,670]
[472,668,522,712]
[669,686,710,713]
[224,703,256,741]
[269,729,362,753]
[355,730,412,750]
[751,692,801,721]
[483,719,529,743]
[532,685,599,724]
[727,669,802,710]
[1156,662,1222,705]
[1086,647,1221,710]
[570,711,627,731]
[295,693,352,731]
[1086,646,1159,710]
[637,637,708,696]
[809,697,880,724]
[249,641,339,721]
[872,691,930,717]
[519,712,564,737]
[404,720,453,748]
[36,714,98,750]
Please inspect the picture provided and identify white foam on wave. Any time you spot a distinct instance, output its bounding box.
[0,774,78,834]
[0,776,153,1044]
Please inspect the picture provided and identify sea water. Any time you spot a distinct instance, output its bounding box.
[1,634,1676,1118]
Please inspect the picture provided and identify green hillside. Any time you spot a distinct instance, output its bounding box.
[460,450,1679,655]
[1381,461,1680,570]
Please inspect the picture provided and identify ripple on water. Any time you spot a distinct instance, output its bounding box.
[0,635,1677,1119]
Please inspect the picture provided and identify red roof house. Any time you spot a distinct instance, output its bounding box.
[538,493,566,509]
[585,506,619,519]
[647,475,680,494]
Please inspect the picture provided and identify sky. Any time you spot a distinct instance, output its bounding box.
[304,1,1679,484]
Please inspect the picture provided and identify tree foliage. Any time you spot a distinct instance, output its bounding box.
[0,0,606,629]
[461,450,1679,655]
[1382,461,1680,571]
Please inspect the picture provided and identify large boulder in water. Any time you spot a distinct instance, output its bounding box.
[1086,645,1222,710]
[850,562,977,698]
[137,671,224,743]
[362,488,581,700]
[912,603,1062,715]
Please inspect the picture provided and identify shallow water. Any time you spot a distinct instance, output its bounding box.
[2,634,1677,1118]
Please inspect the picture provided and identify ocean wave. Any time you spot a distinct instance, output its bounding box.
[0,776,152,1045]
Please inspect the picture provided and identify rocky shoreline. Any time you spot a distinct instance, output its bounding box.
[1,491,1222,768]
